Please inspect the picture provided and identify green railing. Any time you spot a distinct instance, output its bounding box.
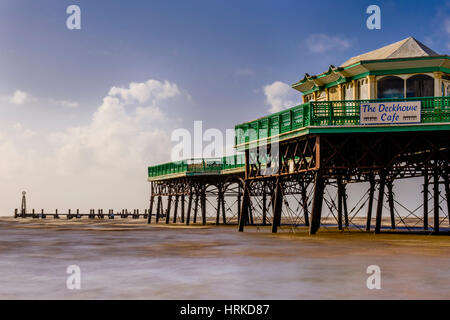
[148,154,245,179]
[149,97,450,179]
[234,96,450,146]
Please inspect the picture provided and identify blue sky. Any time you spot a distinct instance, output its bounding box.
[1,0,449,129]
[0,0,449,213]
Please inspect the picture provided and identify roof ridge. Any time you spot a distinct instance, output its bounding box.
[388,37,438,58]
[340,37,439,67]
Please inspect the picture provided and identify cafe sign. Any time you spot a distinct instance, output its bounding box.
[360,101,421,125]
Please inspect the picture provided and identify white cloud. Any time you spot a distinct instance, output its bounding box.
[13,123,36,138]
[52,79,180,176]
[0,79,187,215]
[304,33,350,54]
[263,81,299,113]
[9,90,29,105]
[108,79,180,104]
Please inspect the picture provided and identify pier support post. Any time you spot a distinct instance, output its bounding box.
[156,196,162,223]
[337,177,343,230]
[148,182,154,224]
[216,186,222,225]
[424,170,429,230]
[366,174,375,231]
[181,193,186,223]
[375,171,387,234]
[201,186,206,225]
[221,189,226,224]
[387,180,396,230]
[238,181,250,232]
[309,171,325,235]
[186,188,193,225]
[262,181,267,226]
[433,168,440,233]
[301,181,309,227]
[237,184,242,223]
[173,195,179,223]
[342,182,349,227]
[148,195,154,224]
[193,188,199,224]
[444,172,450,227]
[248,196,254,226]
[165,195,172,224]
[272,177,283,233]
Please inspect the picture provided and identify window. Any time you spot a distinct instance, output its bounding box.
[358,79,368,100]
[406,74,434,98]
[317,91,327,101]
[329,87,339,100]
[344,83,353,100]
[442,80,450,97]
[377,76,404,99]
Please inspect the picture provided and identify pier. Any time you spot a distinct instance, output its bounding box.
[146,97,450,235]
[14,38,450,235]
[14,208,150,220]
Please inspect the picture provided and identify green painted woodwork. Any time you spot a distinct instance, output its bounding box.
[235,96,450,151]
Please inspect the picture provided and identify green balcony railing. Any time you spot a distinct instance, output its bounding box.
[234,96,450,147]
[148,154,245,179]
[148,96,450,179]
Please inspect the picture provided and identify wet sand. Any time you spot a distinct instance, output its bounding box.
[0,217,449,299]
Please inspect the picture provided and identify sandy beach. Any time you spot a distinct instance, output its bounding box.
[0,217,448,299]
